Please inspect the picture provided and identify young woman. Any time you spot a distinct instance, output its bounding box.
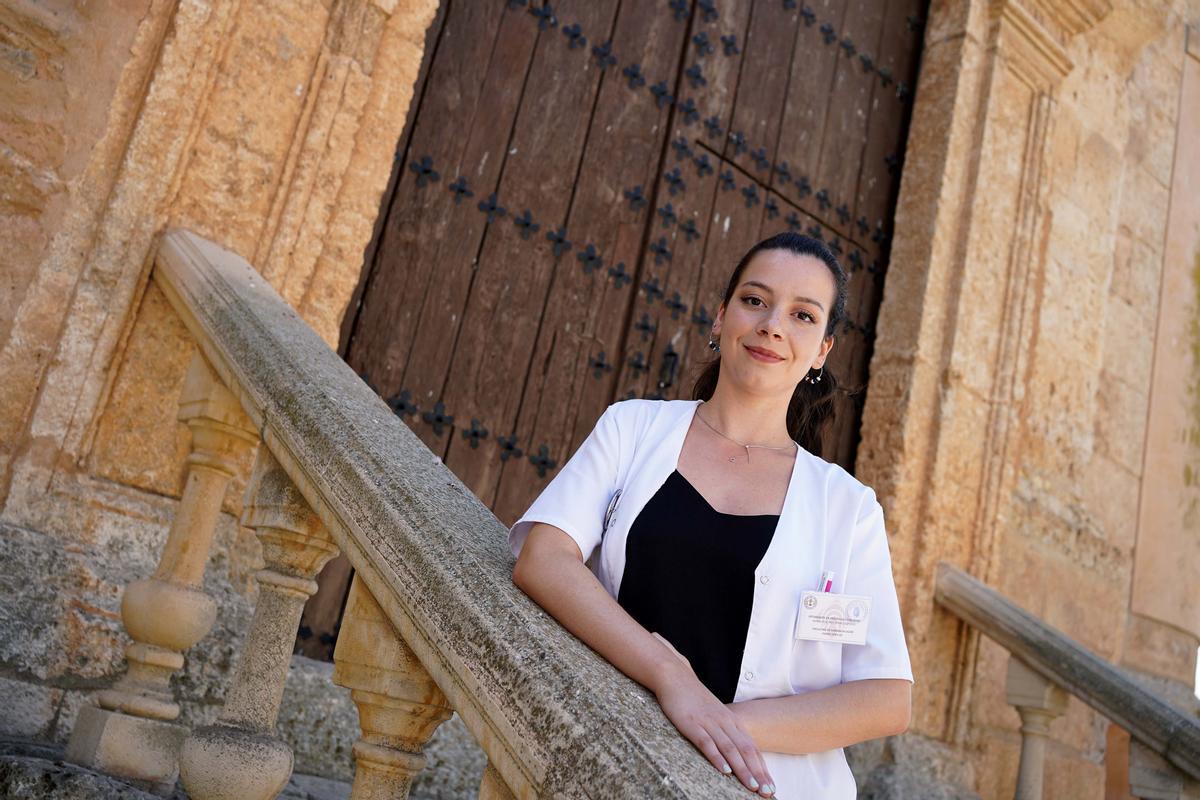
[509,233,912,799]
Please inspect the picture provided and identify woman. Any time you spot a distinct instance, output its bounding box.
[509,232,912,798]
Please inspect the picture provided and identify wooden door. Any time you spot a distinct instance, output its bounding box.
[298,0,926,658]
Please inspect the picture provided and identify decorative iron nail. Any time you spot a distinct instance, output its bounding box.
[884,153,900,175]
[669,0,689,21]
[868,258,881,275]
[672,136,693,161]
[641,277,665,304]
[635,312,658,340]
[665,291,688,320]
[828,237,842,255]
[692,305,712,333]
[562,23,586,48]
[514,209,540,239]
[906,14,924,32]
[765,196,780,219]
[386,388,418,419]
[650,80,675,108]
[815,188,831,210]
[729,130,748,155]
[693,153,714,177]
[422,401,454,436]
[409,155,440,187]
[529,445,557,477]
[680,218,701,242]
[657,203,678,228]
[592,40,617,69]
[783,0,797,9]
[703,115,723,138]
[859,53,874,72]
[774,160,793,185]
[657,342,680,389]
[664,167,686,196]
[698,0,719,22]
[856,215,869,235]
[621,389,637,401]
[546,226,572,257]
[800,5,816,25]
[529,3,557,30]
[677,98,700,124]
[721,33,739,56]
[588,350,614,379]
[628,351,650,375]
[877,67,893,86]
[477,193,507,223]
[718,169,736,191]
[608,261,631,288]
[741,183,760,208]
[848,250,864,271]
[623,63,646,89]
[693,31,715,57]
[649,237,673,264]
[807,225,824,241]
[507,0,526,8]
[897,82,910,102]
[685,63,707,89]
[298,625,312,640]
[872,222,889,246]
[461,418,489,448]
[448,176,474,204]
[795,174,813,197]
[836,203,850,224]
[750,147,770,171]
[577,243,604,275]
[497,433,523,461]
[840,37,855,57]
[785,212,802,231]
[624,184,648,211]
[819,22,836,45]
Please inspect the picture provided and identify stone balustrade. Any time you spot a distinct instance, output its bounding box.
[935,563,1200,800]
[63,229,748,799]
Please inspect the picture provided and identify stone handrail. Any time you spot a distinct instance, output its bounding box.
[935,562,1200,798]
[138,228,745,798]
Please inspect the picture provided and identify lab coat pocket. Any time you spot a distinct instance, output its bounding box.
[788,638,844,694]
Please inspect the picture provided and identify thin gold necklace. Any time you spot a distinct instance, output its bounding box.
[694,404,799,463]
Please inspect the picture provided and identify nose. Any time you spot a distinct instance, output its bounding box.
[757,306,784,338]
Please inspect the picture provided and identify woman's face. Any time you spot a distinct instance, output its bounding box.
[712,249,836,396]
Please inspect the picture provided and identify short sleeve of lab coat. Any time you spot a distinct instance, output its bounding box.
[508,404,621,564]
[840,490,914,683]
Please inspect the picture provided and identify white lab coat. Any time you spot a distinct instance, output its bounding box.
[509,398,913,799]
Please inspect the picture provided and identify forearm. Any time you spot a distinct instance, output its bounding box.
[512,529,691,695]
[730,679,911,755]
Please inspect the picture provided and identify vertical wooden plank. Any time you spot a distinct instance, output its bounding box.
[438,0,621,508]
[483,1,694,523]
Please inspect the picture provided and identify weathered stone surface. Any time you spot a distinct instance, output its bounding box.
[850,734,979,800]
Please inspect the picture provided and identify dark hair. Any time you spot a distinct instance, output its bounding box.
[691,232,849,455]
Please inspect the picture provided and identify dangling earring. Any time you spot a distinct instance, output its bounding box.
[804,366,824,384]
[708,331,720,353]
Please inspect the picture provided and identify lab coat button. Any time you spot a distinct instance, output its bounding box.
[759,574,770,584]
[744,671,755,681]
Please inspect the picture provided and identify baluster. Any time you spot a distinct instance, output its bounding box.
[1128,739,1200,800]
[66,352,257,792]
[178,448,338,799]
[1006,656,1069,800]
[479,762,518,800]
[333,573,453,800]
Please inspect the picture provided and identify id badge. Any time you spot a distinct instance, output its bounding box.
[794,591,872,645]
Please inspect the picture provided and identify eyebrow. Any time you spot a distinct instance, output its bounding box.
[740,280,826,311]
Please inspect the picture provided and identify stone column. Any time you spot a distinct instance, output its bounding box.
[1005,656,1069,800]
[66,352,257,792]
[178,448,338,800]
[333,573,454,800]
[479,762,518,800]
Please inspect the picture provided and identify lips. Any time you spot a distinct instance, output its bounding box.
[744,344,784,362]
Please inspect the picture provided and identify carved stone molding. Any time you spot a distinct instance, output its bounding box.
[989,0,1074,90]
[1024,0,1113,39]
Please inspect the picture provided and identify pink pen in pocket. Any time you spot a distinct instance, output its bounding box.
[818,571,835,593]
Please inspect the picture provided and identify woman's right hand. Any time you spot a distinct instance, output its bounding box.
[651,660,776,797]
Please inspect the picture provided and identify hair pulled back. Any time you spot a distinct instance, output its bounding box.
[690,231,849,456]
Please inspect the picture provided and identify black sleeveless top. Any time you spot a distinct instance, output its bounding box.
[616,469,779,703]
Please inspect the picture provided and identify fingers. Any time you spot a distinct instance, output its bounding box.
[707,726,760,793]
[721,721,775,796]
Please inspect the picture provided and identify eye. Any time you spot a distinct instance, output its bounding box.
[740,295,764,307]
[795,310,816,323]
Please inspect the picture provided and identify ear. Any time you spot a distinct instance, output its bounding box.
[712,303,725,335]
[814,335,834,368]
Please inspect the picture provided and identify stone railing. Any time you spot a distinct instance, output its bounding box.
[935,563,1200,800]
[64,229,747,798]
